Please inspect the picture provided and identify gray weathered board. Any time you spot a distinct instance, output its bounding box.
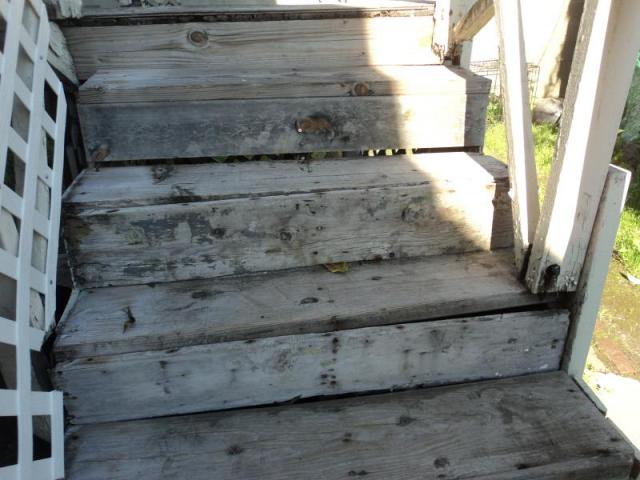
[78,81,489,161]
[64,372,634,480]
[65,151,505,209]
[51,0,435,21]
[79,65,489,104]
[54,310,569,424]
[64,16,440,80]
[63,154,512,287]
[54,249,545,361]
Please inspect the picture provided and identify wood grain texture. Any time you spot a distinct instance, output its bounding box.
[54,249,545,361]
[452,0,494,43]
[64,152,504,209]
[78,65,490,104]
[54,310,570,424]
[78,91,488,162]
[64,16,440,80]
[63,155,512,287]
[64,372,635,479]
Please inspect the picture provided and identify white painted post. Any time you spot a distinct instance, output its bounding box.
[494,0,539,274]
[526,0,640,293]
[565,165,630,380]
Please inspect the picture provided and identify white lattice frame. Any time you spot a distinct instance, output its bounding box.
[0,0,66,478]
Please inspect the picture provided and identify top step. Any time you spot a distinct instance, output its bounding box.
[62,14,441,81]
[51,1,435,23]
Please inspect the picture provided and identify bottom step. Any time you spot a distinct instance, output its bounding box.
[65,372,634,480]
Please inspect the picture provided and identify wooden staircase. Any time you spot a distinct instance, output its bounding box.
[52,2,635,478]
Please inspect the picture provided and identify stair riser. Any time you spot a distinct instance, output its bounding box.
[79,93,488,162]
[64,17,439,81]
[55,310,569,424]
[65,181,512,288]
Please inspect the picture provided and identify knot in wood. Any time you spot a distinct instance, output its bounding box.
[188,30,209,47]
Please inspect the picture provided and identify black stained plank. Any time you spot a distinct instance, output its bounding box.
[64,372,634,480]
[54,249,542,361]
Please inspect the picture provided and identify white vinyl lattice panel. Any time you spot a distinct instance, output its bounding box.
[0,0,66,478]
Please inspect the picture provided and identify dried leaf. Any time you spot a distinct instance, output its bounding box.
[324,262,349,273]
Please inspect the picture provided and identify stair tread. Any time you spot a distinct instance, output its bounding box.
[63,153,512,287]
[64,372,634,480]
[65,152,507,209]
[55,249,543,361]
[65,15,440,81]
[57,0,435,21]
[78,65,490,104]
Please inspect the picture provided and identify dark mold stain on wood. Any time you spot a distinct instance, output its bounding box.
[300,297,319,305]
[433,456,450,469]
[347,470,369,476]
[225,445,244,456]
[396,415,417,426]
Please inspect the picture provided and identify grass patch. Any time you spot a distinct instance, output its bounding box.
[484,97,640,276]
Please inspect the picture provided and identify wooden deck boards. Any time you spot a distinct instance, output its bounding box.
[78,95,488,161]
[64,16,440,80]
[54,249,543,361]
[64,154,512,287]
[55,310,569,424]
[64,372,634,479]
[65,152,504,209]
[78,66,489,104]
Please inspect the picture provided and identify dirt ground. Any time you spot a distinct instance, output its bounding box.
[592,258,640,380]
[584,257,640,453]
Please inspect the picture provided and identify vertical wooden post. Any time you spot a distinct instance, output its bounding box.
[564,165,630,380]
[494,0,540,273]
[432,0,477,66]
[526,0,640,293]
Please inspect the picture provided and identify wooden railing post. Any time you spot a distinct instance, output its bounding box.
[526,0,640,293]
[494,0,540,274]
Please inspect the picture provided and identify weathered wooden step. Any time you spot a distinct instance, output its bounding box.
[64,15,440,81]
[55,309,569,424]
[54,0,435,23]
[77,66,489,161]
[79,66,489,105]
[64,372,635,480]
[54,249,544,362]
[63,153,512,287]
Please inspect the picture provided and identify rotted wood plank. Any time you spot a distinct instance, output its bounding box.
[54,310,570,424]
[78,65,489,104]
[78,92,488,161]
[63,372,635,480]
[64,152,504,209]
[63,155,512,288]
[64,16,440,81]
[54,249,544,361]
